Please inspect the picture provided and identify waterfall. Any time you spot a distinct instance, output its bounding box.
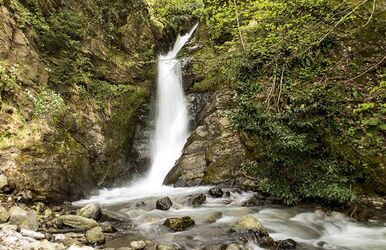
[73,25,200,204]
[144,24,198,186]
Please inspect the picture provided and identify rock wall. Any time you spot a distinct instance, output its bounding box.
[0,0,161,201]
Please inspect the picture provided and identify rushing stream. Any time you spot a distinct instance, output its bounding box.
[74,26,386,250]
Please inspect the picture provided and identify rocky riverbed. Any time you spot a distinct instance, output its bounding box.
[1,172,386,250]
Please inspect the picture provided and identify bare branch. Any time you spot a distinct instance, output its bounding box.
[233,0,246,51]
[346,54,386,83]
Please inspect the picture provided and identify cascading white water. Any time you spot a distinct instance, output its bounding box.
[145,24,198,185]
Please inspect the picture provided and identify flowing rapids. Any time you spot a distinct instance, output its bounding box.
[76,187,386,250]
[74,25,386,249]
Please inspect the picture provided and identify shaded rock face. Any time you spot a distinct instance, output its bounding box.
[164,91,255,189]
[129,102,153,179]
[186,92,212,129]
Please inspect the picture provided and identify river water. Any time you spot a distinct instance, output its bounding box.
[74,26,386,249]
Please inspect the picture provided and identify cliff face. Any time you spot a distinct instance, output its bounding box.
[0,0,160,201]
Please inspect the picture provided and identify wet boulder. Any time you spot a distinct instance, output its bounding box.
[58,215,99,230]
[276,239,297,249]
[156,197,173,210]
[130,240,146,249]
[136,201,146,208]
[242,195,265,207]
[164,216,195,231]
[203,212,223,223]
[187,193,207,207]
[77,203,102,220]
[209,187,224,198]
[0,205,10,223]
[85,226,105,245]
[232,215,268,236]
[258,236,276,248]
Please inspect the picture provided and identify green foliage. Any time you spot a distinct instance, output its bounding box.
[89,80,146,107]
[232,81,358,204]
[194,0,386,203]
[147,0,203,30]
[39,10,86,54]
[10,0,49,31]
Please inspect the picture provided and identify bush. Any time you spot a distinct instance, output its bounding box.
[195,0,386,204]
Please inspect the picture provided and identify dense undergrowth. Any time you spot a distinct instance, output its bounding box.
[153,0,386,204]
[203,0,386,204]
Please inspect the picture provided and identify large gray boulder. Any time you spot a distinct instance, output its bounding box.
[77,203,101,220]
[0,205,10,223]
[19,210,39,231]
[58,215,98,230]
[8,206,28,225]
